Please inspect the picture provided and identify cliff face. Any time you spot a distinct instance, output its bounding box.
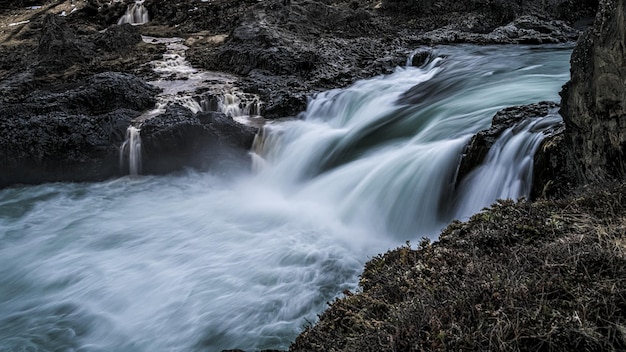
[560,0,626,183]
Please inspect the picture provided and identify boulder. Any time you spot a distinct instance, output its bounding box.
[37,14,94,72]
[140,105,258,174]
[94,24,142,54]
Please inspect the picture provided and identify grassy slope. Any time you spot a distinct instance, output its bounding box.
[291,184,626,351]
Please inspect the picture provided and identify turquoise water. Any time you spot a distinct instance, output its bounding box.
[0,45,572,351]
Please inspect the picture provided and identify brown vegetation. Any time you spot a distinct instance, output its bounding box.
[291,183,626,351]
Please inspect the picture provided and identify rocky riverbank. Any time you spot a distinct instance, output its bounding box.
[0,0,598,187]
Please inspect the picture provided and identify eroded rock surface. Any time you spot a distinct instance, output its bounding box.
[0,72,159,187]
[560,0,626,182]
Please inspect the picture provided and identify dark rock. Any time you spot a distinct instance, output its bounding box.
[457,101,559,186]
[531,123,569,198]
[16,72,160,115]
[407,49,431,67]
[412,16,580,45]
[560,0,626,183]
[239,70,311,118]
[0,72,158,188]
[200,15,319,77]
[94,24,142,53]
[140,105,258,175]
[37,14,94,72]
[0,109,135,188]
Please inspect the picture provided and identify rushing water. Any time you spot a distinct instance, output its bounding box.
[0,45,571,351]
[117,0,149,26]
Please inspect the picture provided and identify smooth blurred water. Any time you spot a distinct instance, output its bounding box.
[0,45,571,351]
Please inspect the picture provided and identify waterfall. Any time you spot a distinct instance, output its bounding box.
[120,126,142,175]
[453,115,561,219]
[252,45,571,237]
[0,45,572,352]
[118,0,149,25]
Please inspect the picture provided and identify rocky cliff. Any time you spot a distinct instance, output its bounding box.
[560,0,626,183]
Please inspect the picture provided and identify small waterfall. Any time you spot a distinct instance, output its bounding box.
[118,0,149,25]
[453,114,562,219]
[216,93,261,118]
[142,35,264,127]
[120,126,142,176]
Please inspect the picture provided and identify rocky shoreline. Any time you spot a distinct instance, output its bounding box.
[2,0,625,351]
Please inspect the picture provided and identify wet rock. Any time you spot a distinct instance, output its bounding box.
[140,105,258,175]
[239,70,311,118]
[0,109,135,188]
[531,123,569,198]
[560,0,626,183]
[17,72,160,115]
[457,101,560,186]
[0,72,159,188]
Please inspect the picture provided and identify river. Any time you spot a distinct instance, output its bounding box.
[0,44,571,351]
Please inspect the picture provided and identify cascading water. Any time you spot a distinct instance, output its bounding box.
[117,0,149,25]
[123,36,262,176]
[119,126,142,175]
[252,46,567,237]
[0,45,572,351]
[144,36,263,124]
[453,114,561,219]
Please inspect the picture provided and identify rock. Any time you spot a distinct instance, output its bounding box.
[412,16,580,45]
[531,123,569,198]
[560,0,626,183]
[37,14,94,72]
[457,102,560,186]
[16,72,160,115]
[239,70,311,118]
[0,72,159,188]
[140,105,258,175]
[0,109,135,187]
[94,24,142,53]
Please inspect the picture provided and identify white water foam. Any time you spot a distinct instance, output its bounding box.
[118,0,149,25]
[119,126,142,175]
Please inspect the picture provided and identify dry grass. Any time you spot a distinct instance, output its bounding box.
[291,183,626,351]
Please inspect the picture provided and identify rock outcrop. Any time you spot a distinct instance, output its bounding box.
[457,102,560,186]
[0,72,159,187]
[140,105,258,175]
[560,0,626,183]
